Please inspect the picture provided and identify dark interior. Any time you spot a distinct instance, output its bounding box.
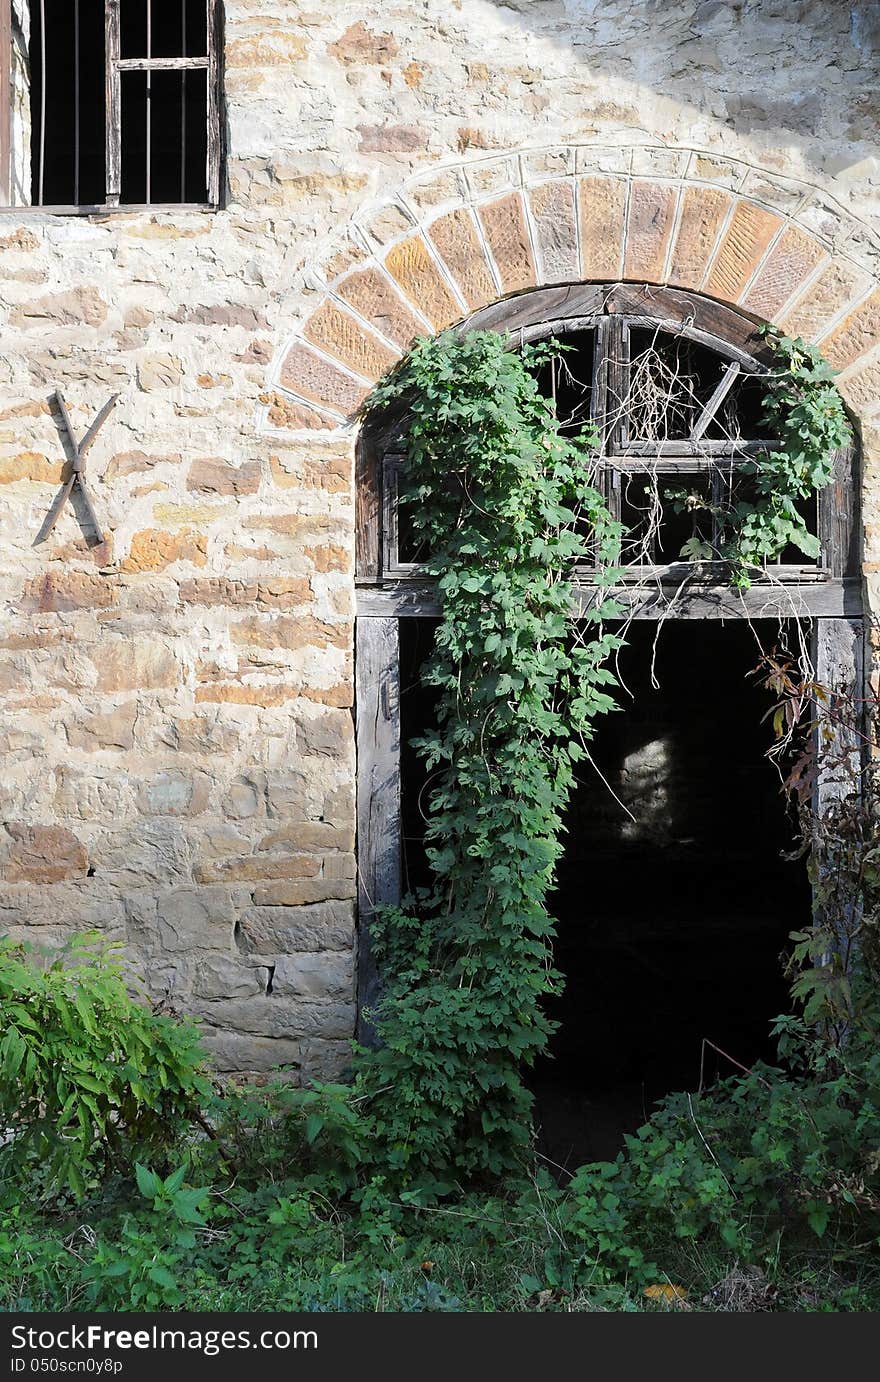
[120,0,208,59]
[531,328,596,438]
[120,67,208,205]
[399,617,809,1170]
[30,1,208,205]
[628,328,769,442]
[30,1,105,205]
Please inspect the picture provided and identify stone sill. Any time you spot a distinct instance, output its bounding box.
[0,203,219,218]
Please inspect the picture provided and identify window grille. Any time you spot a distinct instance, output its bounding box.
[0,0,221,210]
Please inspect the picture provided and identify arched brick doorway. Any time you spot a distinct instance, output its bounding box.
[353,284,864,1113]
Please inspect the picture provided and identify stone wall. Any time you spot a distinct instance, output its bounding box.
[1,2,879,1077]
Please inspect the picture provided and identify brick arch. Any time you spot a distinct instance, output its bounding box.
[264,143,880,440]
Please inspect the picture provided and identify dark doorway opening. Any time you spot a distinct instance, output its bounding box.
[399,616,810,1170]
[534,618,810,1169]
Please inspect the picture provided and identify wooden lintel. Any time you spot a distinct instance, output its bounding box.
[356,578,862,621]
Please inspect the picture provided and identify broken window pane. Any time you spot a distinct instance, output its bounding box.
[728,470,821,567]
[121,1,208,60]
[120,67,208,204]
[618,471,717,565]
[530,328,597,441]
[627,328,767,445]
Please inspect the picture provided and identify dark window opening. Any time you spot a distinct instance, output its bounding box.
[530,327,597,440]
[533,619,810,1169]
[30,1,105,205]
[120,67,208,204]
[619,471,716,564]
[121,0,207,60]
[378,319,838,584]
[628,328,767,443]
[26,0,218,208]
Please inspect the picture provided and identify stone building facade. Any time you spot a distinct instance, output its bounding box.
[1,1,880,1078]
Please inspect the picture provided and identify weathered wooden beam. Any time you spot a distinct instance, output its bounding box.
[815,618,865,808]
[104,0,121,205]
[0,0,11,206]
[612,439,774,457]
[690,361,741,441]
[116,56,210,71]
[207,0,222,207]
[355,617,401,1046]
[356,577,862,620]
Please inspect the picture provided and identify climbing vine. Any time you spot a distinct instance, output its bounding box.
[358,331,623,1178]
[723,328,852,587]
[355,323,851,1181]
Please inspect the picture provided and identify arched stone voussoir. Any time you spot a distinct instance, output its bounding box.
[265,142,880,439]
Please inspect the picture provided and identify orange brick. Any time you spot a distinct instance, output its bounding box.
[278,342,369,415]
[704,200,783,302]
[478,192,537,295]
[335,268,424,349]
[303,301,399,380]
[195,684,299,707]
[668,185,732,290]
[122,528,208,572]
[780,261,874,343]
[178,578,311,607]
[260,392,338,432]
[820,289,880,369]
[624,180,678,281]
[578,176,626,279]
[0,452,61,484]
[742,225,827,321]
[384,236,461,329]
[19,573,116,612]
[427,209,497,310]
[230,615,349,650]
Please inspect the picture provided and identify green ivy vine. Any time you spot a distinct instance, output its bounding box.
[357,331,623,1178]
[723,329,852,588]
[354,323,850,1182]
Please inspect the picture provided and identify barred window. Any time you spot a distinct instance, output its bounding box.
[0,0,222,210]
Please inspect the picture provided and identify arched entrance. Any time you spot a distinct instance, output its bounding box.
[353,284,864,1150]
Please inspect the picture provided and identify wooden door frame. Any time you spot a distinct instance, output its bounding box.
[353,283,866,1032]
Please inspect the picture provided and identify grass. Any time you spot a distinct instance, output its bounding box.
[3,1172,880,1314]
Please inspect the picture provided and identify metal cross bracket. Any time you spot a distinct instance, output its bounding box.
[35,389,118,548]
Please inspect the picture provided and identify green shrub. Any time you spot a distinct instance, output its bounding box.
[82,1163,212,1310]
[0,934,210,1199]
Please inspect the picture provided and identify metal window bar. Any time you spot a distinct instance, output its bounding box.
[145,0,151,205]
[38,0,45,204]
[73,0,79,205]
[181,0,186,202]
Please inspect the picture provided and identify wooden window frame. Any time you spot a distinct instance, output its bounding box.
[0,0,222,213]
[356,284,861,622]
[105,0,222,210]
[0,2,10,205]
